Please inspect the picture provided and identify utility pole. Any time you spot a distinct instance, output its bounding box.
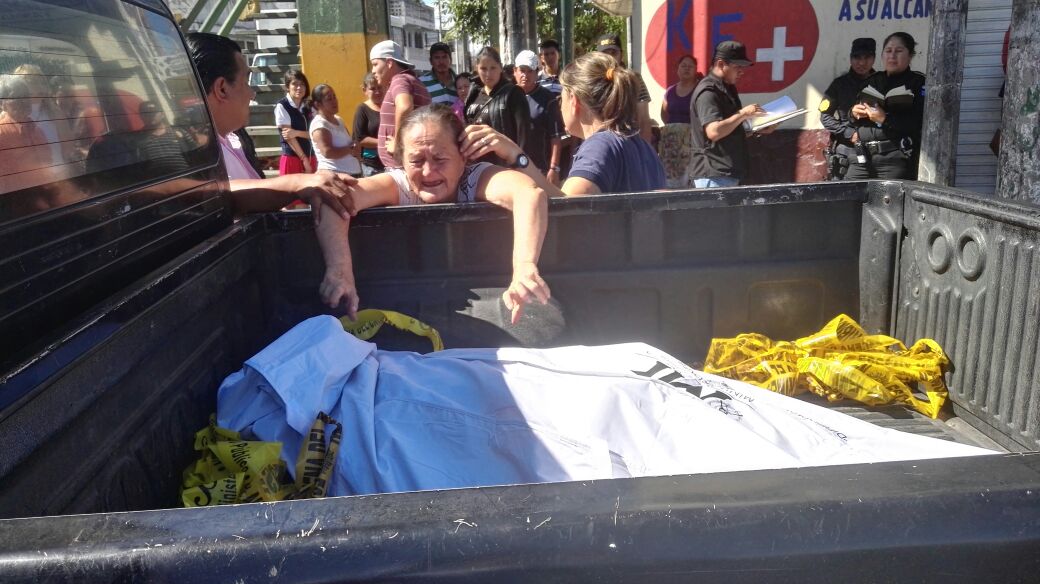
[917,0,968,186]
[996,0,1040,202]
[496,0,538,63]
[558,0,573,65]
[489,1,499,48]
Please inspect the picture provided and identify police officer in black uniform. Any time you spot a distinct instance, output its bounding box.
[846,32,926,180]
[819,38,876,180]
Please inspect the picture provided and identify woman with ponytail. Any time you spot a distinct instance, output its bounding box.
[461,52,665,195]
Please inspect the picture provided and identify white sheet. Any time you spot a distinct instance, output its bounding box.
[217,316,993,497]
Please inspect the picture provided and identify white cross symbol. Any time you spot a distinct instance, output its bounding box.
[756,27,804,82]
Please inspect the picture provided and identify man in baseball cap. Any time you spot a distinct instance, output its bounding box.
[369,39,413,69]
[818,38,876,179]
[713,40,754,66]
[689,39,771,188]
[419,42,458,105]
[595,33,623,57]
[592,32,653,143]
[370,40,431,167]
[513,49,563,184]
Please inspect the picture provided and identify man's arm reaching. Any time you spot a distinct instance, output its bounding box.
[227,171,357,224]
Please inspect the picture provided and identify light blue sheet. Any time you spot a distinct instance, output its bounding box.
[217,316,993,497]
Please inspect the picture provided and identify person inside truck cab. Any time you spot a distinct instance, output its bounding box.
[184,32,355,222]
[846,32,926,180]
[0,74,56,195]
[314,104,551,324]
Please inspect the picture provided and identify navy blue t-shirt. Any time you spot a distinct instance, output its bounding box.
[569,130,665,194]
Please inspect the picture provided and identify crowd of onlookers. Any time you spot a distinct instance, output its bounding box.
[0,27,928,217]
[270,33,667,197]
[268,27,929,194]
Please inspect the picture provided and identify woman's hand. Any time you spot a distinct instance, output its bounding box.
[319,263,360,319]
[851,103,872,120]
[502,261,551,325]
[460,124,523,165]
[281,127,307,140]
[302,156,313,173]
[865,103,887,124]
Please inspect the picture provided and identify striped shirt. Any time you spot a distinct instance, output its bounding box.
[418,70,458,105]
[538,71,561,95]
[378,72,432,168]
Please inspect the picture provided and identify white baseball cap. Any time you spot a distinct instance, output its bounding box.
[369,40,413,69]
[514,50,540,71]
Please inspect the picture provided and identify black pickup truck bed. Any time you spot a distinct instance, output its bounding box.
[2,180,1038,581]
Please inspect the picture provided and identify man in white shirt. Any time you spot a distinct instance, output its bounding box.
[186,33,355,221]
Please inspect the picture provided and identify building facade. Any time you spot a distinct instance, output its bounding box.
[389,0,439,71]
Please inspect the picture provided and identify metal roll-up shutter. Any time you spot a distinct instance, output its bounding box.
[954,0,1011,194]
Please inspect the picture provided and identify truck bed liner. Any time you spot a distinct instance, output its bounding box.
[799,396,1007,451]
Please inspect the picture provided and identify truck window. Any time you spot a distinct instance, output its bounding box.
[0,0,217,224]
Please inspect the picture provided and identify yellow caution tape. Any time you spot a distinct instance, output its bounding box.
[340,309,444,352]
[181,412,342,507]
[704,314,949,418]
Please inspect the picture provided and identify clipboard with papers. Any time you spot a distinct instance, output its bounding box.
[744,96,808,132]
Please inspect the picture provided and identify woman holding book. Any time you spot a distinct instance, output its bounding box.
[846,32,925,180]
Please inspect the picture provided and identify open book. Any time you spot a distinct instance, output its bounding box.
[745,95,808,132]
[857,85,915,109]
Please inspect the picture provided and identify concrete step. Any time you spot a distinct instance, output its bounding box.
[259,1,297,9]
[249,65,301,74]
[255,146,282,158]
[250,103,276,127]
[247,9,297,19]
[254,28,298,35]
[251,91,284,106]
[245,125,281,137]
[242,46,299,55]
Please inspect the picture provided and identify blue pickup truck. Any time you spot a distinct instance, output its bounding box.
[1,1,1039,581]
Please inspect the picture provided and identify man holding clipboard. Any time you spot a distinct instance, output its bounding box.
[688,41,775,188]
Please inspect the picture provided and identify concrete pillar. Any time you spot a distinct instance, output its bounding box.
[996,0,1040,202]
[297,0,388,118]
[917,0,968,186]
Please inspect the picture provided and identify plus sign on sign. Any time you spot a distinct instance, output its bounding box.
[714,0,818,93]
[645,0,819,94]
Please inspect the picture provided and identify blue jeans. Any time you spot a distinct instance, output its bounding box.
[693,177,740,188]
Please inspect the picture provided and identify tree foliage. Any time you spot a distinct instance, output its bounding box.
[442,0,625,55]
